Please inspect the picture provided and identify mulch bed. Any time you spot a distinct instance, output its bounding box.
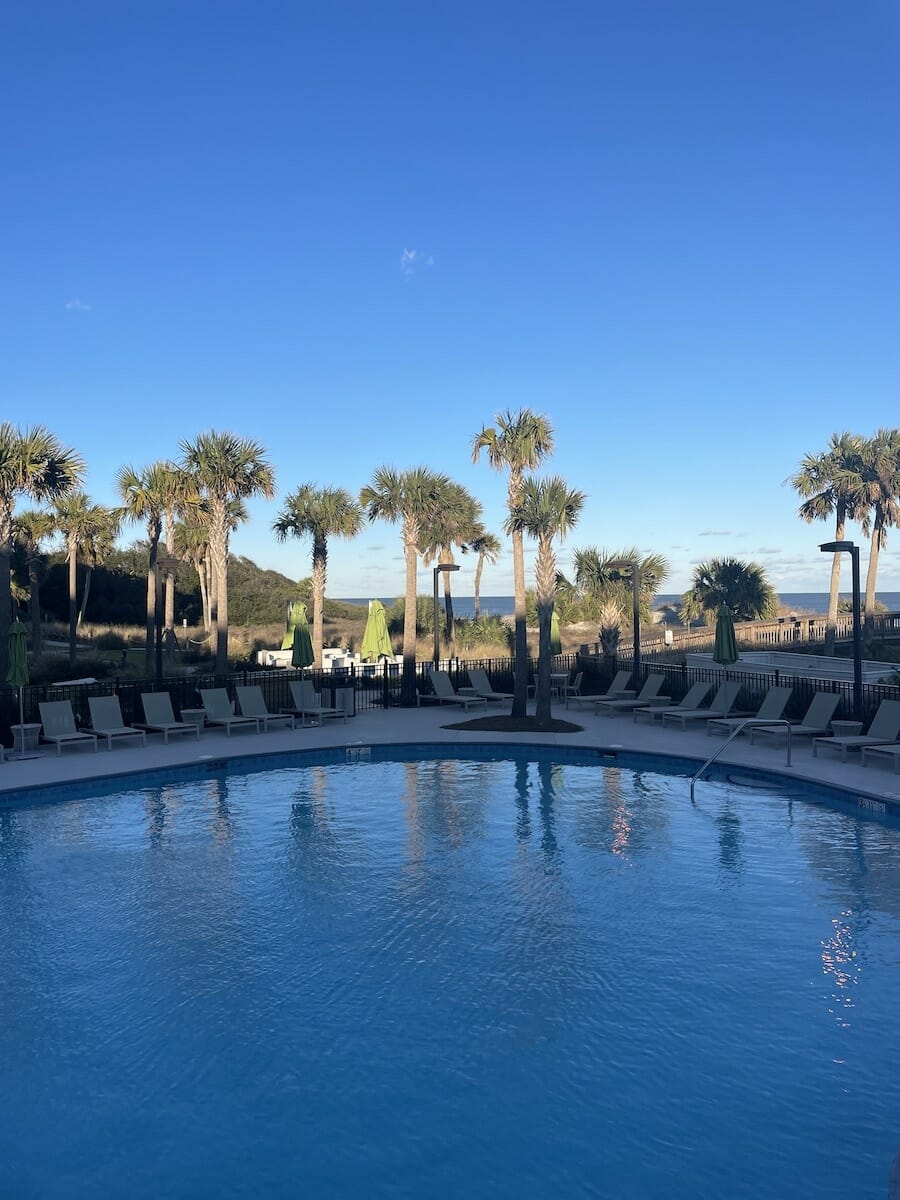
[442,716,584,734]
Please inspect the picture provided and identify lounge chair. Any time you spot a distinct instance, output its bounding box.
[417,670,488,711]
[86,696,147,750]
[282,680,348,724]
[861,742,900,772]
[38,700,98,755]
[706,686,793,737]
[595,674,667,716]
[633,681,713,724]
[199,688,263,736]
[463,668,513,702]
[747,691,840,746]
[661,681,743,729]
[136,692,202,743]
[236,685,296,731]
[567,670,634,711]
[812,699,900,761]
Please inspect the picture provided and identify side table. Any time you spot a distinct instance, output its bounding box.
[180,708,206,729]
[11,722,43,760]
[831,720,864,737]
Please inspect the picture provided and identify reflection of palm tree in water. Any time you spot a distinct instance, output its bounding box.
[716,799,744,875]
[536,760,560,862]
[605,768,631,858]
[514,761,531,843]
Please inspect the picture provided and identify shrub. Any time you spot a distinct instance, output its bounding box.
[94,631,127,650]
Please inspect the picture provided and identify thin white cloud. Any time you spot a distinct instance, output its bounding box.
[399,249,434,278]
[65,297,92,312]
[698,530,731,536]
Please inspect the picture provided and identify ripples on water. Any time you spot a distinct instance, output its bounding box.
[1,757,899,1199]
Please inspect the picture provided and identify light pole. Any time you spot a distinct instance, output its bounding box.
[433,563,460,669]
[607,559,642,682]
[820,541,862,721]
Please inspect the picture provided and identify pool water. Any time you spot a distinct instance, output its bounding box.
[1,751,899,1198]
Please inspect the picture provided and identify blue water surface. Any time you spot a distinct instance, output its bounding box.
[1,750,898,1199]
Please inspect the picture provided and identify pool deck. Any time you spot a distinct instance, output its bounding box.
[3,701,900,811]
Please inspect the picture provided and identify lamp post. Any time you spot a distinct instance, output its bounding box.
[433,563,460,669]
[607,559,642,683]
[819,541,862,721]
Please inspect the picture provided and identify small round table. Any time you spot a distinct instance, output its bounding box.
[831,720,864,737]
[10,723,42,758]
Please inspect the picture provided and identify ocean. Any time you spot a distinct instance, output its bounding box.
[340,593,900,619]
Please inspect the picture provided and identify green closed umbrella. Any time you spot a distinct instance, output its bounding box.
[290,603,315,671]
[6,619,32,758]
[282,600,306,650]
[550,608,562,656]
[712,604,739,666]
[361,600,393,662]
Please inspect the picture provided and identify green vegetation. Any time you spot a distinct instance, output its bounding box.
[680,558,778,624]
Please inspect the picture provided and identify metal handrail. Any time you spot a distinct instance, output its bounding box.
[690,719,793,803]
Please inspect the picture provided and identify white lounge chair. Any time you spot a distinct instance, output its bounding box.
[86,696,147,750]
[661,681,743,729]
[561,672,584,705]
[812,699,900,761]
[748,691,840,746]
[706,686,793,737]
[236,685,296,731]
[463,668,512,702]
[417,670,488,711]
[595,674,667,716]
[633,681,713,724]
[567,670,634,710]
[200,688,262,736]
[136,692,202,743]
[38,700,98,755]
[282,680,347,724]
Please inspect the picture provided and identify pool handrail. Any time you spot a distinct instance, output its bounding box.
[690,719,792,803]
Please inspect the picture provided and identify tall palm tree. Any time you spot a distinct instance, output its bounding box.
[53,493,118,668]
[76,505,122,627]
[680,557,778,626]
[420,481,482,650]
[472,408,555,717]
[13,509,55,654]
[788,432,866,654]
[117,461,177,672]
[0,424,84,676]
[359,466,451,704]
[853,428,900,634]
[273,484,363,667]
[469,528,502,619]
[180,431,275,674]
[161,466,194,654]
[507,476,584,722]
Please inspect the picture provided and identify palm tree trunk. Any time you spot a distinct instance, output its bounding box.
[28,558,42,654]
[511,525,529,718]
[199,560,210,631]
[534,536,556,723]
[209,509,229,674]
[0,508,13,680]
[441,547,455,656]
[76,567,93,627]
[144,568,155,672]
[67,537,78,670]
[164,516,176,652]
[474,553,484,619]
[824,506,846,655]
[864,514,884,638]
[401,520,419,705]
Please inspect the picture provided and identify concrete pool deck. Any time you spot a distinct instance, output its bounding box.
[1,702,899,812]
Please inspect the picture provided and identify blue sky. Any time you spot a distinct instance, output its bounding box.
[2,1,898,600]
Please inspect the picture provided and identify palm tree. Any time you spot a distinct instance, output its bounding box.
[0,424,84,676]
[180,431,275,674]
[161,466,194,654]
[273,484,363,667]
[13,509,55,654]
[507,476,584,722]
[420,481,482,651]
[472,408,555,717]
[117,461,177,672]
[788,432,866,653]
[469,529,502,619]
[53,493,119,668]
[573,546,670,624]
[680,557,778,625]
[853,429,900,634]
[76,505,122,627]
[359,466,451,704]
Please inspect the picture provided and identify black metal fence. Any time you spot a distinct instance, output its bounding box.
[3,648,897,746]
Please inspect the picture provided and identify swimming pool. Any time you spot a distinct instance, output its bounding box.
[1,746,898,1198]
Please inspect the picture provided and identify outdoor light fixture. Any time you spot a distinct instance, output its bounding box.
[433,563,460,669]
[819,540,862,721]
[607,559,642,682]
